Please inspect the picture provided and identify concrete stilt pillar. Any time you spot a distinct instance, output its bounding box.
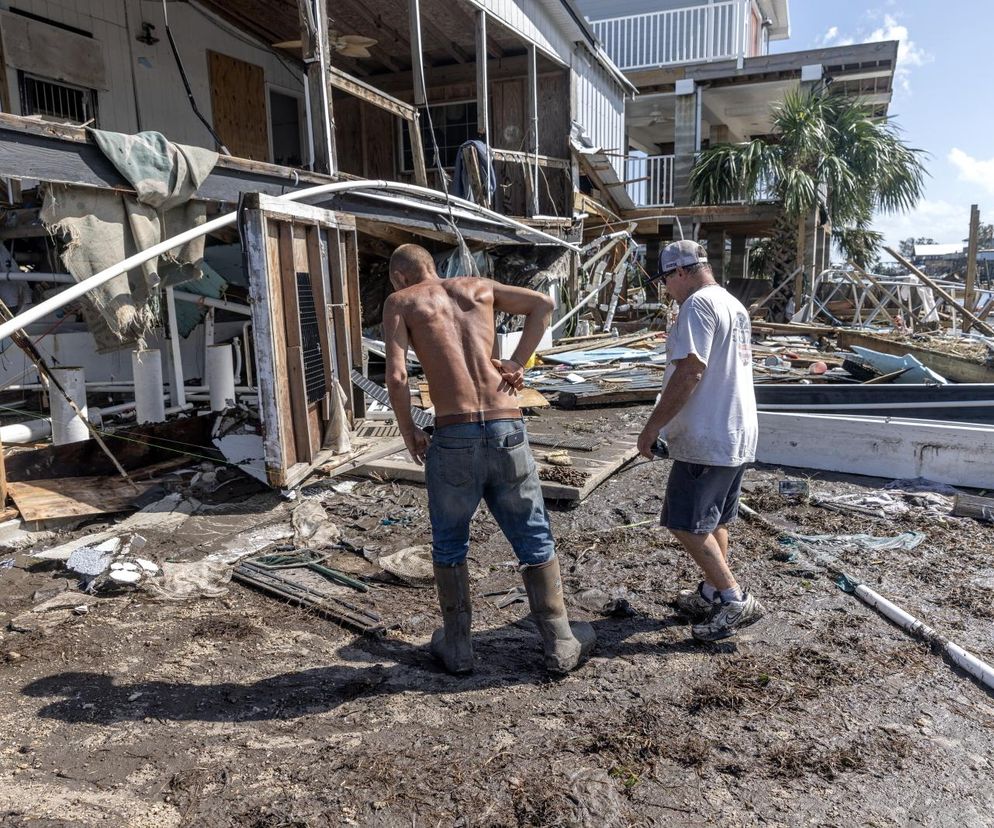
[206,344,236,412]
[673,81,699,207]
[132,349,166,424]
[50,367,88,445]
[729,235,747,281]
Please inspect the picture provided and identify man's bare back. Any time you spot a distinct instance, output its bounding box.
[384,245,554,463]
[387,277,513,417]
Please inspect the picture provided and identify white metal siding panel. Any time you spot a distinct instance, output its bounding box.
[572,44,625,176]
[468,0,571,63]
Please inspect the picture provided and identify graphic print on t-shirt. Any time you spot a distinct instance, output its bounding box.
[733,312,751,367]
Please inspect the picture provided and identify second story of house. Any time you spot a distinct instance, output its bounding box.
[0,0,633,220]
[576,0,790,72]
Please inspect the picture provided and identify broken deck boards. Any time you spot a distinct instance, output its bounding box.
[357,428,640,502]
[756,412,994,489]
[8,476,161,522]
[834,331,994,384]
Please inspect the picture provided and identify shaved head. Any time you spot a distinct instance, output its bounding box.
[389,244,437,289]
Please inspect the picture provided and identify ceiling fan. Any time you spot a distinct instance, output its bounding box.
[272,31,378,59]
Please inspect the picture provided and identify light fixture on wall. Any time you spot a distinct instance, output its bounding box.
[136,22,159,45]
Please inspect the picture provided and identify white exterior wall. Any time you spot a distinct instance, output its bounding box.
[467,1,627,177]
[572,44,626,176]
[1,0,304,155]
[467,0,570,64]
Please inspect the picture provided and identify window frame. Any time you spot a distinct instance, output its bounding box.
[397,98,480,174]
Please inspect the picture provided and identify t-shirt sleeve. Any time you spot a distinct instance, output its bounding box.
[669,296,717,367]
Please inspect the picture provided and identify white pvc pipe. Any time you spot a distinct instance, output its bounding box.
[853,583,994,692]
[49,366,89,445]
[550,275,615,334]
[206,344,235,411]
[0,180,580,345]
[0,418,51,443]
[132,349,166,424]
[173,291,252,316]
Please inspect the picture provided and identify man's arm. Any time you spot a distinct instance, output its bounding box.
[490,281,555,388]
[636,355,705,459]
[383,297,429,464]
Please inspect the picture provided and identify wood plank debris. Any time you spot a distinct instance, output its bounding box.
[834,330,994,384]
[357,427,640,502]
[8,476,162,522]
[952,494,994,523]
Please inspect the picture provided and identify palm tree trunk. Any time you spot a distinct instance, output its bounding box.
[765,210,799,320]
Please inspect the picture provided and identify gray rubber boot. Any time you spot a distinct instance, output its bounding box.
[429,563,474,674]
[521,558,596,674]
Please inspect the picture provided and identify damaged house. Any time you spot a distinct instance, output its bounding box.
[0,0,634,499]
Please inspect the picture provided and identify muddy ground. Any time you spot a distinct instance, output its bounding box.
[1,405,993,827]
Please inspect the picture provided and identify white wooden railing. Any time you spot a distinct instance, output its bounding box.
[591,0,752,71]
[627,154,675,207]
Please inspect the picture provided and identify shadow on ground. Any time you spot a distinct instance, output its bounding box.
[22,612,734,724]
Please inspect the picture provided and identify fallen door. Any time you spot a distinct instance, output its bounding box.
[240,193,363,488]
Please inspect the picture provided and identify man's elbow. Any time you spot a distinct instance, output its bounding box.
[531,294,554,322]
[385,370,408,394]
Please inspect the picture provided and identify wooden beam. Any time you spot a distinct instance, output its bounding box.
[421,16,472,64]
[326,65,417,120]
[965,204,980,331]
[475,10,490,141]
[374,54,534,94]
[298,0,337,174]
[835,329,994,385]
[885,246,994,338]
[527,44,539,217]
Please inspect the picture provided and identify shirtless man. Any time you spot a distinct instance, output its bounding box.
[383,244,595,675]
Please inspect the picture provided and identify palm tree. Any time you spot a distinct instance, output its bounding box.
[690,88,927,312]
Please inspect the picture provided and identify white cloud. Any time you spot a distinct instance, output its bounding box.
[815,12,930,93]
[871,199,984,248]
[948,148,994,196]
[865,15,930,93]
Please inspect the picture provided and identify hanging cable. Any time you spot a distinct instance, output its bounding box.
[161,0,231,155]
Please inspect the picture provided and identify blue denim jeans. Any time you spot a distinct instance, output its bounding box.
[424,418,555,567]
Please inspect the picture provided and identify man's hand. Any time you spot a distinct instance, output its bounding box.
[403,428,430,465]
[491,358,525,394]
[637,424,661,460]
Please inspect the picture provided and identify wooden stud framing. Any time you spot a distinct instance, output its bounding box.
[297,0,337,174]
[965,204,980,332]
[240,193,361,488]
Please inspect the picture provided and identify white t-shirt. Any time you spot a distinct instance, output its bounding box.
[658,284,757,466]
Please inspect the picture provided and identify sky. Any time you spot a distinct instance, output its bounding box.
[770,0,994,248]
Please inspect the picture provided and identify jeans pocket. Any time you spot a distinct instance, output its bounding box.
[494,440,535,484]
[432,444,476,487]
[685,463,710,481]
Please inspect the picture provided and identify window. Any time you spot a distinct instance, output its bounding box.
[19,72,97,125]
[400,101,479,171]
[269,89,304,167]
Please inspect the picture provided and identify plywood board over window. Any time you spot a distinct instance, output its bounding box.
[208,51,269,161]
[240,194,364,489]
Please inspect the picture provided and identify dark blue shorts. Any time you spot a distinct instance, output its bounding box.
[661,461,748,535]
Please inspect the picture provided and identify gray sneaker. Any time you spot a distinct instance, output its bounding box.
[691,593,765,641]
[674,583,719,620]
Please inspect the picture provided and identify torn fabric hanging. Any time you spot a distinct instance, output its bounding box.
[40,129,218,351]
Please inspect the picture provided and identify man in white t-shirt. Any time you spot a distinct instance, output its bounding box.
[637,240,765,641]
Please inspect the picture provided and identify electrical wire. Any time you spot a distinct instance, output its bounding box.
[161,0,230,154]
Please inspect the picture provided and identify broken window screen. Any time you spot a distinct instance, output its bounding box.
[270,89,303,167]
[295,272,326,403]
[19,72,97,125]
[401,101,478,170]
